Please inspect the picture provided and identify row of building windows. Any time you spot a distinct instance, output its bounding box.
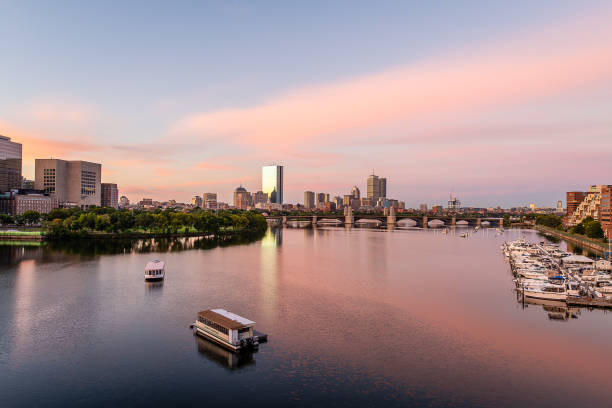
[81,170,97,196]
[197,316,229,335]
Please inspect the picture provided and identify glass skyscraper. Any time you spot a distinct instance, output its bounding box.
[262,165,283,204]
[0,135,22,193]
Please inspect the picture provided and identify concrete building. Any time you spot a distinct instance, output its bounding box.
[101,183,119,208]
[448,195,461,212]
[566,185,607,226]
[351,186,360,200]
[262,165,283,204]
[601,186,612,238]
[35,159,101,209]
[419,204,428,212]
[316,192,326,207]
[192,195,203,207]
[304,191,315,209]
[0,190,58,215]
[21,179,35,189]
[566,191,586,217]
[0,136,22,193]
[333,196,343,208]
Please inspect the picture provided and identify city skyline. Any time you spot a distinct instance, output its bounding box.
[2,2,612,206]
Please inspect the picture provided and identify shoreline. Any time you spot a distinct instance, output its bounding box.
[533,225,607,255]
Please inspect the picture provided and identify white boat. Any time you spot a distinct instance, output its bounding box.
[145,260,165,281]
[594,278,612,295]
[523,282,567,301]
[195,309,259,351]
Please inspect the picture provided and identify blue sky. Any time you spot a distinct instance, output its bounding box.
[1,1,611,207]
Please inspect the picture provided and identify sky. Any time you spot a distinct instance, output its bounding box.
[1,0,611,208]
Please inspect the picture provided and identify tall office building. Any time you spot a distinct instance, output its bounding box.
[101,183,119,208]
[253,191,268,205]
[0,135,22,193]
[351,186,360,199]
[367,173,386,202]
[35,159,101,208]
[304,191,315,209]
[262,165,283,204]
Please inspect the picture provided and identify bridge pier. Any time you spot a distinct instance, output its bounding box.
[344,206,354,225]
[451,216,456,227]
[387,206,396,226]
[422,215,428,229]
[312,215,318,226]
[476,218,481,227]
[282,216,287,225]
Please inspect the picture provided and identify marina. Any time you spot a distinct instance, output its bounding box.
[502,238,612,309]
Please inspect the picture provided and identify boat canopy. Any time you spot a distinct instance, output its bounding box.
[562,255,594,264]
[198,309,255,330]
[145,260,165,270]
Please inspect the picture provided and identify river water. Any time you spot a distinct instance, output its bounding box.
[1,227,611,407]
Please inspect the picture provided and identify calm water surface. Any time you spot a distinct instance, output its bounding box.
[1,227,611,407]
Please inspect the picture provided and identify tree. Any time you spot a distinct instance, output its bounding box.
[22,210,41,225]
[584,220,604,239]
[0,213,13,225]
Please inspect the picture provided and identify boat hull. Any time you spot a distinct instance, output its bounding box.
[144,274,164,281]
[524,290,566,301]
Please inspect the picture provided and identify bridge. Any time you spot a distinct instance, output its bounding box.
[265,207,503,228]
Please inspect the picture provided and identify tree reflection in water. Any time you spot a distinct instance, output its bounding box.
[0,230,266,266]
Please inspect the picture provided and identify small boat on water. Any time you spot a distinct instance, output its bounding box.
[523,282,567,301]
[194,309,263,351]
[145,260,165,281]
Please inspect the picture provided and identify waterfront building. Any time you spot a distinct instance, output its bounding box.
[432,205,443,213]
[0,190,58,215]
[419,204,428,212]
[304,191,315,209]
[566,191,586,217]
[233,186,252,209]
[566,185,608,226]
[101,183,119,208]
[253,190,268,205]
[598,186,612,238]
[0,136,22,193]
[192,195,203,207]
[262,165,283,204]
[119,196,130,207]
[35,159,101,209]
[351,186,360,199]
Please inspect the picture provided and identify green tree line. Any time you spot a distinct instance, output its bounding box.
[1,207,268,239]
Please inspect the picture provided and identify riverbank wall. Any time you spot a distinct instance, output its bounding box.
[534,225,607,255]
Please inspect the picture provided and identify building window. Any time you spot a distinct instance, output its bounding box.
[81,170,97,196]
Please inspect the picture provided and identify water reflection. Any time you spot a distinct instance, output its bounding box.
[144,281,164,291]
[260,228,281,321]
[520,297,581,321]
[0,231,266,267]
[195,335,255,370]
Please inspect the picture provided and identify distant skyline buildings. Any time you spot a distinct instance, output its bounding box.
[0,135,22,193]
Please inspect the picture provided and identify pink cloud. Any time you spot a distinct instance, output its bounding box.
[171,11,612,151]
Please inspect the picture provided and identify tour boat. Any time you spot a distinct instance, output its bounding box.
[194,309,260,352]
[144,260,165,281]
[523,282,567,301]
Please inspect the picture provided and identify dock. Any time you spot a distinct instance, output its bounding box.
[567,297,612,308]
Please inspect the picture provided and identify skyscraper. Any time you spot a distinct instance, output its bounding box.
[262,165,283,204]
[351,186,360,199]
[304,191,315,209]
[0,135,22,193]
[367,173,386,202]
